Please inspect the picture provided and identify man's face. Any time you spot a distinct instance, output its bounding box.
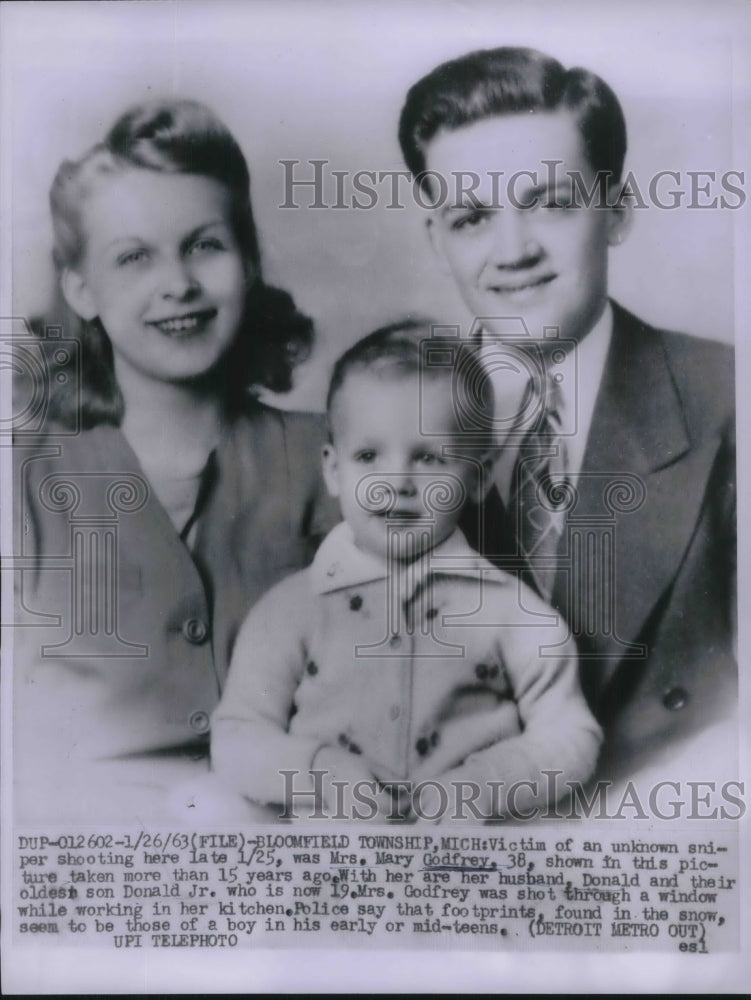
[424,109,630,344]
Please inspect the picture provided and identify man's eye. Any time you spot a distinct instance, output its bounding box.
[538,191,576,211]
[355,450,376,463]
[117,249,149,266]
[450,209,490,232]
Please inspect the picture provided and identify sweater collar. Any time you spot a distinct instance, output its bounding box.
[310,521,506,595]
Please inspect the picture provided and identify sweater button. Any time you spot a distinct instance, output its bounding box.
[188,710,210,733]
[662,687,688,711]
[182,618,209,644]
[475,663,489,680]
[390,634,402,648]
[415,736,430,756]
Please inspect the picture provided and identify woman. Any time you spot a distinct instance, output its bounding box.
[13,98,337,822]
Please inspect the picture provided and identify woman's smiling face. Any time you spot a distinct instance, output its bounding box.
[63,168,248,385]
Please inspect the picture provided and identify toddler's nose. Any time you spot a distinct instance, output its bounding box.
[396,476,418,497]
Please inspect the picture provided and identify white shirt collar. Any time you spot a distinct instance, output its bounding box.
[310,521,506,596]
[481,302,613,500]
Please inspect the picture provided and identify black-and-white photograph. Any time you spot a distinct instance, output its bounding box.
[2,0,749,993]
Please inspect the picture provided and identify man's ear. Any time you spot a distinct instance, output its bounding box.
[321,443,341,499]
[469,447,501,503]
[426,216,454,277]
[61,268,98,321]
[606,183,634,247]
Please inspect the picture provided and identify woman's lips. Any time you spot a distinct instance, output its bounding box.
[147,308,217,335]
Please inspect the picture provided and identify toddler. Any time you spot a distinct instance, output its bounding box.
[211,322,601,821]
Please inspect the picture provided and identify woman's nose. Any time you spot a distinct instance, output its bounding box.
[159,257,200,299]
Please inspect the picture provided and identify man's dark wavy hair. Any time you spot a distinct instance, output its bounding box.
[398,46,627,190]
[41,97,313,429]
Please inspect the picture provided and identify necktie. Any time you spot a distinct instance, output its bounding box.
[509,374,570,600]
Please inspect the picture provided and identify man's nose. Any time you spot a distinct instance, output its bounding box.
[489,210,541,269]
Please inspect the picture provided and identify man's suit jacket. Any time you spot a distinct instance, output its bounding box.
[461,301,736,780]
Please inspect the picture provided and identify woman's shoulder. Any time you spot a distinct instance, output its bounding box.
[228,396,329,454]
[14,420,128,467]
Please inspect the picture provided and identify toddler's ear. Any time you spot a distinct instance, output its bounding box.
[321,443,341,499]
[61,268,98,321]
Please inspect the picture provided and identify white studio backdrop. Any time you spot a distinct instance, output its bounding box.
[7,0,741,410]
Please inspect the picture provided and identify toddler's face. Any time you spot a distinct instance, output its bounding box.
[323,371,484,562]
[62,168,248,386]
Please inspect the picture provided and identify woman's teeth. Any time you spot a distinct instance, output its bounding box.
[152,311,214,334]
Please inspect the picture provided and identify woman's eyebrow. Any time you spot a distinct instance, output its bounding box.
[181,219,232,241]
[101,220,231,253]
[102,235,146,251]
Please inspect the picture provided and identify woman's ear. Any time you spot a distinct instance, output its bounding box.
[61,268,98,321]
[321,443,341,499]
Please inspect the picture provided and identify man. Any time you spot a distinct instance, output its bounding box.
[398,46,736,780]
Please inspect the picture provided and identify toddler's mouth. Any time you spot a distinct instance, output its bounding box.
[376,510,424,520]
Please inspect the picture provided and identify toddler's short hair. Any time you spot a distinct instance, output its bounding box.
[326,318,495,437]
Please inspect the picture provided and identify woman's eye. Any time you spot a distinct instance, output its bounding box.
[117,249,149,266]
[189,237,224,254]
[416,451,438,465]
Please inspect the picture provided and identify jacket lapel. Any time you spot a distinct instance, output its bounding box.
[553,303,719,682]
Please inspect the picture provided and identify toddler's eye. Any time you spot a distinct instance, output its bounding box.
[416,451,441,465]
[354,449,376,463]
[117,249,149,267]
